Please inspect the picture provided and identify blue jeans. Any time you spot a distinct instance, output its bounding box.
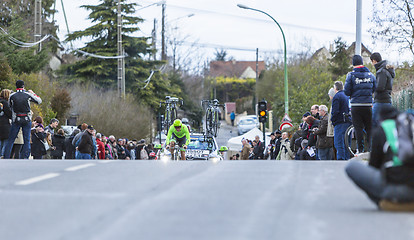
[0,139,7,157]
[318,148,333,160]
[372,102,391,128]
[78,153,92,159]
[334,122,351,160]
[4,122,31,159]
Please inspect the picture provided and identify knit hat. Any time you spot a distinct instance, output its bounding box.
[352,55,363,66]
[16,80,24,88]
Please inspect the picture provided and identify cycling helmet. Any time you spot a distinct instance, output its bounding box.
[181,118,189,124]
[219,146,228,152]
[154,144,162,149]
[173,119,182,127]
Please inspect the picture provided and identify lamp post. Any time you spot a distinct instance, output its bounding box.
[237,4,289,115]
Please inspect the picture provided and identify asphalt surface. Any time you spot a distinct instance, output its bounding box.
[1,159,414,240]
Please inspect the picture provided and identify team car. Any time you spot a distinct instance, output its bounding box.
[160,133,225,161]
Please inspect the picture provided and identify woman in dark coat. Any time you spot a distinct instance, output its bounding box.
[31,116,47,159]
[0,89,12,158]
[51,129,66,159]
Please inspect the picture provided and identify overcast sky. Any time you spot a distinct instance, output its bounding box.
[53,0,411,64]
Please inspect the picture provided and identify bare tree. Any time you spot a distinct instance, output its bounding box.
[370,0,414,55]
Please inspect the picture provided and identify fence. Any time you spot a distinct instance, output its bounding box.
[392,88,413,111]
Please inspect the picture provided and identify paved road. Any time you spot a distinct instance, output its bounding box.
[1,160,413,240]
[216,120,238,148]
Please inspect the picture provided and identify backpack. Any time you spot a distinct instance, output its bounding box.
[382,112,414,167]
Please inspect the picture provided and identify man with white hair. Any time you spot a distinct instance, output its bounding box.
[313,105,334,160]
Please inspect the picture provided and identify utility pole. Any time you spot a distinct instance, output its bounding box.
[151,18,157,61]
[161,3,166,61]
[34,0,42,53]
[117,0,125,99]
[355,0,362,55]
[255,48,259,106]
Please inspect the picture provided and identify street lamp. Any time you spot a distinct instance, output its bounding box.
[237,4,289,115]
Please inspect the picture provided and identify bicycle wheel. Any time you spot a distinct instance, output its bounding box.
[344,125,357,157]
[345,125,368,157]
[171,107,177,122]
[164,109,171,133]
[212,110,219,137]
[205,110,212,135]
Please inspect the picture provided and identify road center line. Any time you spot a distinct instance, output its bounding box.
[15,173,60,186]
[64,163,96,172]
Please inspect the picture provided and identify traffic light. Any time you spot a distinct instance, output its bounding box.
[258,100,267,123]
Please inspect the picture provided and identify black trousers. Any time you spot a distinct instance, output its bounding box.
[351,106,372,152]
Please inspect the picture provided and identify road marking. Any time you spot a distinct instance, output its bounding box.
[15,173,60,186]
[64,163,96,172]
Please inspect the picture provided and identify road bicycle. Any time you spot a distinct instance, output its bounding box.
[344,124,368,157]
[159,96,183,134]
[202,99,222,137]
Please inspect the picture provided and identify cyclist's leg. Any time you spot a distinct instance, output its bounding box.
[169,136,177,159]
[176,136,187,160]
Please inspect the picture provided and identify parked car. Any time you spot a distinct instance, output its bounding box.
[244,115,260,128]
[237,117,257,135]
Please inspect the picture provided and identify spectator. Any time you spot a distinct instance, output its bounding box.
[45,118,59,136]
[267,133,276,160]
[31,116,47,159]
[304,116,320,148]
[344,55,376,154]
[279,132,294,160]
[11,129,23,159]
[290,126,303,160]
[254,135,264,159]
[345,105,414,210]
[331,81,352,160]
[240,138,251,160]
[51,129,65,159]
[310,105,320,119]
[77,125,94,159]
[298,139,315,160]
[116,138,127,159]
[370,52,395,128]
[4,80,42,159]
[72,123,88,159]
[313,105,334,160]
[96,133,105,159]
[0,89,12,158]
[273,130,282,159]
[65,128,79,159]
[230,111,236,126]
[327,87,336,159]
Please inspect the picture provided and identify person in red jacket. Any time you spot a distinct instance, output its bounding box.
[96,133,105,159]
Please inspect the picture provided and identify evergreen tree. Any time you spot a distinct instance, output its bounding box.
[0,0,57,75]
[329,37,352,79]
[63,0,166,106]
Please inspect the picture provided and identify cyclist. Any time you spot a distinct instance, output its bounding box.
[166,119,190,160]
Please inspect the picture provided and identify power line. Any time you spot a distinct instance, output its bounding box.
[138,0,367,37]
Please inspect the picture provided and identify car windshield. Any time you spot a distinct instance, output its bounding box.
[240,119,255,125]
[188,136,216,151]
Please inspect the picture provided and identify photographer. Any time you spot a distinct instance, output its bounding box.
[4,80,42,159]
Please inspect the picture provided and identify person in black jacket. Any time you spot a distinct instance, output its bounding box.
[344,55,376,154]
[51,129,66,159]
[370,52,395,128]
[31,117,47,159]
[77,125,94,159]
[4,80,42,159]
[65,129,79,159]
[346,105,414,210]
[0,89,12,158]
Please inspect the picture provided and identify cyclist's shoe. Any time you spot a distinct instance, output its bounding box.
[354,150,360,157]
[379,200,414,211]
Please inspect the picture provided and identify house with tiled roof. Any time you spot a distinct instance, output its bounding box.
[209,60,265,79]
